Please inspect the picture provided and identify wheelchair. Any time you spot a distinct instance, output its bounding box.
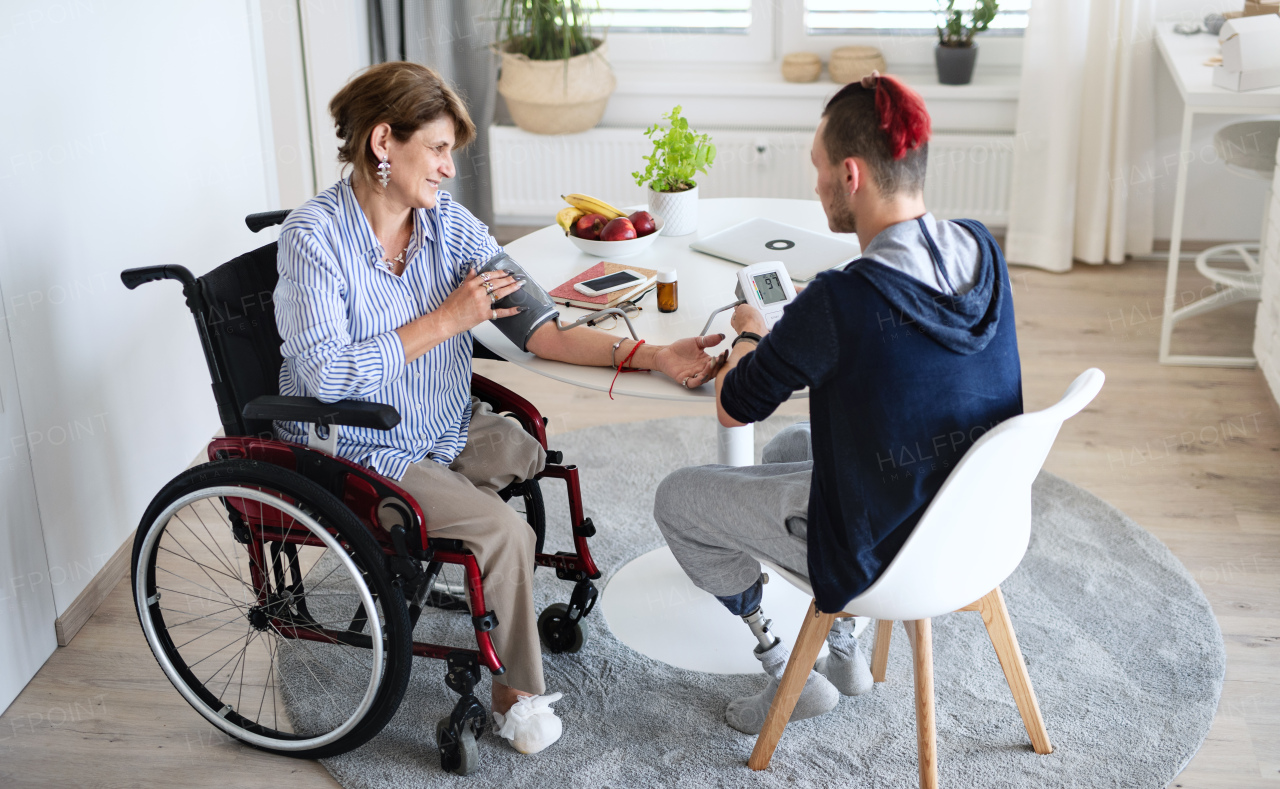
[121,210,601,775]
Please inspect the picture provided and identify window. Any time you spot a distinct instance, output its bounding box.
[595,0,752,34]
[601,0,772,64]
[805,0,1029,36]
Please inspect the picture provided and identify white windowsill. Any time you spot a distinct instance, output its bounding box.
[611,63,1022,102]
[596,63,1021,133]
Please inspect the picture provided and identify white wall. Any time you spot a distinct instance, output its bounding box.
[0,276,57,713]
[0,0,275,640]
[1153,0,1274,242]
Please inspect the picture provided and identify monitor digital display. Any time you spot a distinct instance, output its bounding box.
[753,272,788,305]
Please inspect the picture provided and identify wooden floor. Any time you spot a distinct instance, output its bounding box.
[1,252,1277,788]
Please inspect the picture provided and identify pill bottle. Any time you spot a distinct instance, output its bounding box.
[657,269,678,313]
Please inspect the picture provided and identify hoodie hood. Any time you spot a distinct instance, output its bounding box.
[848,218,1004,355]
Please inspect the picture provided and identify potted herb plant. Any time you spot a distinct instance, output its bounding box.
[936,0,999,86]
[632,105,716,236]
[495,0,616,135]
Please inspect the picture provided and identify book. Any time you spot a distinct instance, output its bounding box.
[548,262,658,311]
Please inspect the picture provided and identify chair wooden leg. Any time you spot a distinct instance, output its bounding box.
[748,600,836,771]
[909,619,938,789]
[976,587,1053,755]
[871,619,893,682]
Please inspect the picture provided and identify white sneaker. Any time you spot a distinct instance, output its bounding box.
[491,692,564,754]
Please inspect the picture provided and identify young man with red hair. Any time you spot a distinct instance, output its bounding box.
[654,74,1023,733]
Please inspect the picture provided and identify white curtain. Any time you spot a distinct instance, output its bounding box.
[1005,0,1156,272]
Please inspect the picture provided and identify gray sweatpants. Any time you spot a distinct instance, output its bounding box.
[653,423,814,605]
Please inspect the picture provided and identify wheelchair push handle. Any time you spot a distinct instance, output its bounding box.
[245,210,291,233]
[120,264,197,291]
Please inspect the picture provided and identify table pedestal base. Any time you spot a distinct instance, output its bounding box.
[717,423,754,466]
[600,547,860,674]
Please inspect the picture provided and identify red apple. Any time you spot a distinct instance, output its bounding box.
[574,213,607,240]
[629,210,658,237]
[600,217,637,242]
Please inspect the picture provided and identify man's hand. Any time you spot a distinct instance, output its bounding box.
[651,333,726,390]
[730,304,768,337]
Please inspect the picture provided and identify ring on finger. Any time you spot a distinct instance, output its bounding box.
[481,272,490,283]
[489,292,497,305]
[485,282,493,294]
[491,309,497,321]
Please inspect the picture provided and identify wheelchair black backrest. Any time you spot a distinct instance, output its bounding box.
[198,242,284,438]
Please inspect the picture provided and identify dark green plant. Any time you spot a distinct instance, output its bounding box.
[937,0,998,47]
[632,105,716,193]
[497,0,599,60]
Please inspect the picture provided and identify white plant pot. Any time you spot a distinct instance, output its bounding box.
[648,185,699,236]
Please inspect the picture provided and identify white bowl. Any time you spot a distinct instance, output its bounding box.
[566,213,664,258]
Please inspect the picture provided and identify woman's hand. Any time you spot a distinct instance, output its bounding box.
[651,333,727,390]
[437,269,525,334]
[730,304,767,337]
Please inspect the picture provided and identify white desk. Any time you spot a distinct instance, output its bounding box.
[1155,23,1280,367]
[473,197,850,465]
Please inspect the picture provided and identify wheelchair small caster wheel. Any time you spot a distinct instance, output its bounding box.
[437,717,479,776]
[538,602,585,654]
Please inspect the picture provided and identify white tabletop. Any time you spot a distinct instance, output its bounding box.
[1155,21,1280,108]
[472,197,853,401]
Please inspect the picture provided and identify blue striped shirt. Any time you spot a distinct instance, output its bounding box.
[274,178,502,480]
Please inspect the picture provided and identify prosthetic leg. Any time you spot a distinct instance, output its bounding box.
[721,579,840,736]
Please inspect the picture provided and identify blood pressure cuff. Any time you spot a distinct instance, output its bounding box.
[473,251,560,352]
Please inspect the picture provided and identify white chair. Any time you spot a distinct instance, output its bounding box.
[747,368,1106,788]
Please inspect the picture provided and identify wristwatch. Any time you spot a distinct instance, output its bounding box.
[732,331,762,349]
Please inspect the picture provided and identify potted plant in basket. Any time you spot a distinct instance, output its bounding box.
[495,0,616,135]
[936,0,999,86]
[632,105,716,237]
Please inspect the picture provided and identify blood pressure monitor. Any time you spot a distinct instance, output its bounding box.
[736,261,797,329]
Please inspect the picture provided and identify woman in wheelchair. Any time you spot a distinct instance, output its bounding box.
[272,61,722,755]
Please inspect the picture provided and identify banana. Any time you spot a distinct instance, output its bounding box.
[556,206,585,235]
[561,193,626,220]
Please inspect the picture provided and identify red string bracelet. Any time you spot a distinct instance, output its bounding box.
[608,339,646,400]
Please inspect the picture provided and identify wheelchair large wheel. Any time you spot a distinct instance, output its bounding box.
[131,459,413,759]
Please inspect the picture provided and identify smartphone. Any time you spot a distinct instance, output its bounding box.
[573,270,646,296]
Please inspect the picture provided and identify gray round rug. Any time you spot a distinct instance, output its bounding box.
[305,415,1225,789]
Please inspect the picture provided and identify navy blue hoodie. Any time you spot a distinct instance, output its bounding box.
[721,218,1023,613]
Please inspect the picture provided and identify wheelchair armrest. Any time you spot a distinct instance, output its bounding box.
[242,395,400,430]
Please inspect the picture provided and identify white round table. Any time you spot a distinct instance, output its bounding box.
[477,199,865,674]
[472,197,855,466]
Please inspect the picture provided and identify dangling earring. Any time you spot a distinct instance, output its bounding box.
[377,156,391,188]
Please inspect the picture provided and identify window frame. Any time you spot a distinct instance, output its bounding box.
[802,0,1029,38]
[600,0,776,64]
[779,0,1024,69]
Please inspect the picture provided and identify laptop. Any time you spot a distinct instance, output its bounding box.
[688,218,861,281]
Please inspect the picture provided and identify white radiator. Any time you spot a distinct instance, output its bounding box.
[490,126,1013,229]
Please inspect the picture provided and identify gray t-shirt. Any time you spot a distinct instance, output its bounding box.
[857,212,979,295]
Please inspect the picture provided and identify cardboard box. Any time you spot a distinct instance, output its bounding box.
[1243,0,1279,17]
[1218,15,1280,72]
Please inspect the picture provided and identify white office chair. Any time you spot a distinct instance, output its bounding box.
[748,368,1106,788]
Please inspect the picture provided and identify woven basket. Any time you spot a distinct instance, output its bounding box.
[781,52,822,83]
[497,39,616,135]
[829,45,887,84]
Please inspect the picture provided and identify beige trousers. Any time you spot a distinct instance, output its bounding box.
[386,397,547,694]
